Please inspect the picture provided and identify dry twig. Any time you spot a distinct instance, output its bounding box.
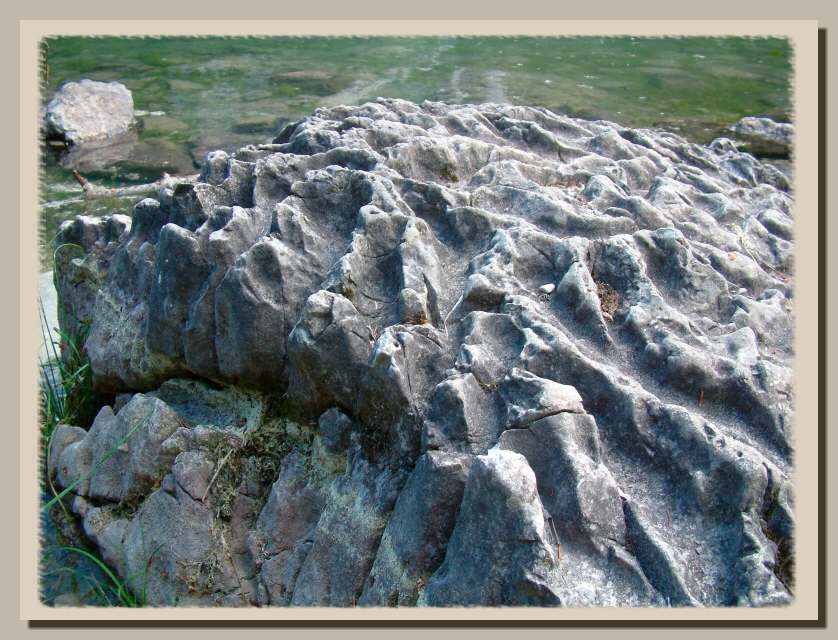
[202,448,235,503]
[71,169,199,200]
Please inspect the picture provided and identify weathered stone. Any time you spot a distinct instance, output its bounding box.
[289,442,407,606]
[422,372,501,455]
[499,367,585,427]
[51,99,795,608]
[422,448,561,606]
[51,395,185,503]
[497,412,623,547]
[172,450,215,501]
[730,116,793,149]
[360,451,473,606]
[44,79,135,147]
[286,291,373,416]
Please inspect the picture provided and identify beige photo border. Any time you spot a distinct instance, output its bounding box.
[14,17,821,625]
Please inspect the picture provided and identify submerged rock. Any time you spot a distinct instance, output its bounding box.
[51,99,794,607]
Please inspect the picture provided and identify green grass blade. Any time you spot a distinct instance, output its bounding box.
[45,546,138,607]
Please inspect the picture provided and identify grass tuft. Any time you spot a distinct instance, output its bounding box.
[38,301,100,451]
[39,301,148,606]
[42,546,141,607]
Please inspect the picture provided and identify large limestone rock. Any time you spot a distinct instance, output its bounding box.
[50,99,795,607]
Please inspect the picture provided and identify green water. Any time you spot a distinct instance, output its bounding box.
[40,36,792,265]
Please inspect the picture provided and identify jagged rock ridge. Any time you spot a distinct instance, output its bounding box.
[49,99,794,607]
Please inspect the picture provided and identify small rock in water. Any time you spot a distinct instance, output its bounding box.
[729,116,793,161]
[730,116,793,148]
[44,79,135,147]
[539,283,556,295]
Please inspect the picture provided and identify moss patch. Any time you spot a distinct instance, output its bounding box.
[595,280,620,320]
[202,403,316,520]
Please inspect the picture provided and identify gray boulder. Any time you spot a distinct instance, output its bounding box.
[44,79,136,147]
[50,99,795,608]
[730,116,793,149]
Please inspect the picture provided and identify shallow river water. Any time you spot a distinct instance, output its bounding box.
[39,36,791,265]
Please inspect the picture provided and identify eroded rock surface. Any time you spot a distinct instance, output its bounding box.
[51,99,795,607]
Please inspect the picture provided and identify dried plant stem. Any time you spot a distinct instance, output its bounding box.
[202,448,235,503]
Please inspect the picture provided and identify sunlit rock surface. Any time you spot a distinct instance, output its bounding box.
[44,79,136,147]
[51,99,795,607]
